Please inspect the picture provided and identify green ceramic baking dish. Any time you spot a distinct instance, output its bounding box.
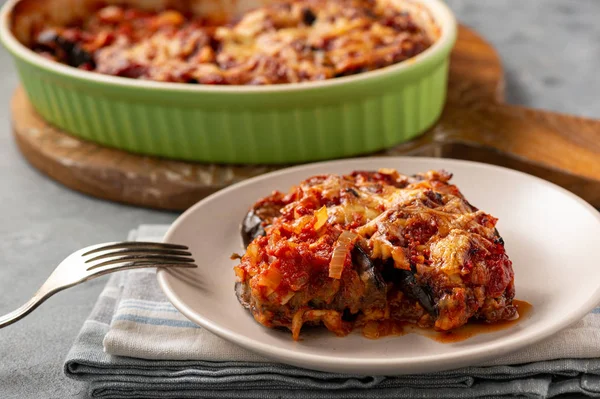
[0,0,457,164]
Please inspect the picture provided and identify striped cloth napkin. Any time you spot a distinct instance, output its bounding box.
[64,225,600,398]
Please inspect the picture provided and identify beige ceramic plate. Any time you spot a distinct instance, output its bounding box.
[157,157,600,375]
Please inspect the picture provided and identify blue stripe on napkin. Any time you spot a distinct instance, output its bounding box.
[113,314,200,329]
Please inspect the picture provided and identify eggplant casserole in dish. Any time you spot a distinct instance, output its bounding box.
[29,0,434,84]
[234,169,516,340]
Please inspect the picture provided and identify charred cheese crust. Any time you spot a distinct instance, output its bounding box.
[235,169,516,340]
[30,0,433,84]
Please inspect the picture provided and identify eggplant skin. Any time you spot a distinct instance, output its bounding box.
[235,282,251,309]
[382,260,437,317]
[352,245,387,308]
[35,30,96,68]
[241,210,266,248]
[399,270,437,317]
[352,245,436,317]
[240,198,286,248]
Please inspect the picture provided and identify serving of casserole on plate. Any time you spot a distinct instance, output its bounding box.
[235,168,517,341]
[0,0,456,163]
[157,157,600,375]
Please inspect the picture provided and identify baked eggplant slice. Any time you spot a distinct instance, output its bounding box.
[241,210,266,248]
[382,260,437,317]
[240,199,286,248]
[352,245,386,308]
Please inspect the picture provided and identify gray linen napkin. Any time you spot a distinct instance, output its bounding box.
[64,225,600,398]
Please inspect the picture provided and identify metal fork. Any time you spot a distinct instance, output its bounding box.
[0,242,197,329]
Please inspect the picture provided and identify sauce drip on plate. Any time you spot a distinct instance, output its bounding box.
[362,300,532,342]
[434,300,532,343]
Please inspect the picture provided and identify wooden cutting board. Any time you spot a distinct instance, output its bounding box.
[12,25,600,210]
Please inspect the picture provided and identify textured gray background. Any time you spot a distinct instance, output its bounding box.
[0,0,598,398]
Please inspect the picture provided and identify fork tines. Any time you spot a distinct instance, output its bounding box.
[83,242,197,271]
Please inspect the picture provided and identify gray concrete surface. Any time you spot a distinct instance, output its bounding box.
[0,1,598,398]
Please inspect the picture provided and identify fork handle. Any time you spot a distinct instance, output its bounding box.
[0,295,47,328]
[0,267,73,328]
[0,241,196,329]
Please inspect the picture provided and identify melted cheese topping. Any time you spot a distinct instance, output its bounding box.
[31,0,434,84]
[242,169,502,285]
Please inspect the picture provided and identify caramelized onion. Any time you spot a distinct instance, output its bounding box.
[257,267,282,295]
[329,231,357,279]
[291,309,307,341]
[314,206,328,230]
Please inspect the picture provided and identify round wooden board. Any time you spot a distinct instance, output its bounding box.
[12,25,600,210]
